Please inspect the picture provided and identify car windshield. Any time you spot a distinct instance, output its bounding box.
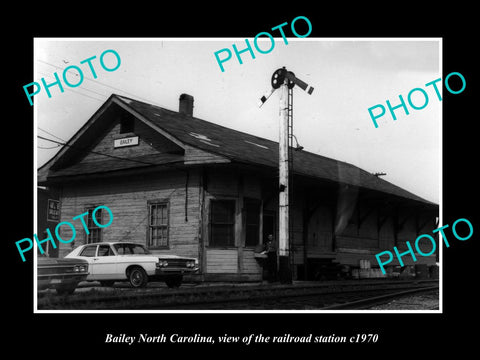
[113,243,152,255]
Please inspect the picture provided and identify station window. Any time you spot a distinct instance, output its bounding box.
[148,201,169,248]
[210,200,235,247]
[245,198,261,247]
[85,206,103,243]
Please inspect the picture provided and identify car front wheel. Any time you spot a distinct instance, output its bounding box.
[128,267,148,288]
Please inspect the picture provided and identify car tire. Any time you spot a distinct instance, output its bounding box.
[128,267,148,288]
[165,275,183,288]
[100,281,115,287]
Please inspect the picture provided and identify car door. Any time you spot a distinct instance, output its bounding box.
[77,244,98,280]
[91,244,118,280]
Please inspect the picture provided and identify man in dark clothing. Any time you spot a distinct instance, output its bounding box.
[264,234,277,282]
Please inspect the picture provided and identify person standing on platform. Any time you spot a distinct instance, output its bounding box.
[264,234,277,282]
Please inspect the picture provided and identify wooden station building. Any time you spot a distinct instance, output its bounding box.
[38,94,439,281]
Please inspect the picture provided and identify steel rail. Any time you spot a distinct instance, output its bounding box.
[318,285,439,310]
[38,279,439,310]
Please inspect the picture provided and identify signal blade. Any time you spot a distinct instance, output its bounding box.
[258,88,275,107]
[293,77,314,95]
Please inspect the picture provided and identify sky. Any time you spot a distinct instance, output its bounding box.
[34,38,441,204]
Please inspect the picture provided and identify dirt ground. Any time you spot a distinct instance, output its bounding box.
[366,290,439,310]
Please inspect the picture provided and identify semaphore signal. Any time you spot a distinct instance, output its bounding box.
[258,67,314,283]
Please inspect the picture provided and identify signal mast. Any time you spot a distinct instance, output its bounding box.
[259,67,314,283]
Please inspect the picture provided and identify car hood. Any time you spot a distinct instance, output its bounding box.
[38,257,88,266]
[115,254,159,259]
[116,254,193,259]
[153,254,196,260]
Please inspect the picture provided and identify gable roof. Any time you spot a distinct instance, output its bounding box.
[39,94,437,207]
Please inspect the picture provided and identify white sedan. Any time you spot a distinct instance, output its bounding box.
[65,241,198,288]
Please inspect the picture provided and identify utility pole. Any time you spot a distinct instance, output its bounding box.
[259,67,314,283]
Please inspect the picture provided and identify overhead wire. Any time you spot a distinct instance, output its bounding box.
[37,128,64,150]
[36,71,106,103]
[36,59,162,106]
[38,144,61,150]
[37,70,108,99]
[38,127,66,142]
[34,59,173,166]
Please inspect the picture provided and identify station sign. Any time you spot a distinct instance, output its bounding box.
[47,199,60,222]
[114,136,139,148]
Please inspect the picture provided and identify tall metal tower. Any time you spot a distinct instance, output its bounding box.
[259,67,314,283]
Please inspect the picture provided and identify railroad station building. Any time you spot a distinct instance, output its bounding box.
[38,93,439,281]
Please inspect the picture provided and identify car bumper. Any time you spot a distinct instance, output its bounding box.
[154,267,199,277]
[37,273,89,290]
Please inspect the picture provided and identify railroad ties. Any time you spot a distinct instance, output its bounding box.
[37,279,439,310]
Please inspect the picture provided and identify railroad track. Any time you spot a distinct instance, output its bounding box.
[38,279,439,310]
[313,286,439,310]
[167,284,439,310]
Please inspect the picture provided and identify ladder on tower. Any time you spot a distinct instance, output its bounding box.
[287,86,295,274]
[257,67,314,283]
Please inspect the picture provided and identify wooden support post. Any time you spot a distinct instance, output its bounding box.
[198,167,207,276]
[331,201,337,253]
[302,196,310,280]
[393,207,399,247]
[237,175,244,274]
[184,170,189,222]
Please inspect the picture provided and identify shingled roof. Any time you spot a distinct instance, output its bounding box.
[116,95,435,206]
[39,94,437,207]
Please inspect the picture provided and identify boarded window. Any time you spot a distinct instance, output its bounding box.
[148,202,169,248]
[210,200,235,247]
[86,207,102,244]
[245,198,261,247]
